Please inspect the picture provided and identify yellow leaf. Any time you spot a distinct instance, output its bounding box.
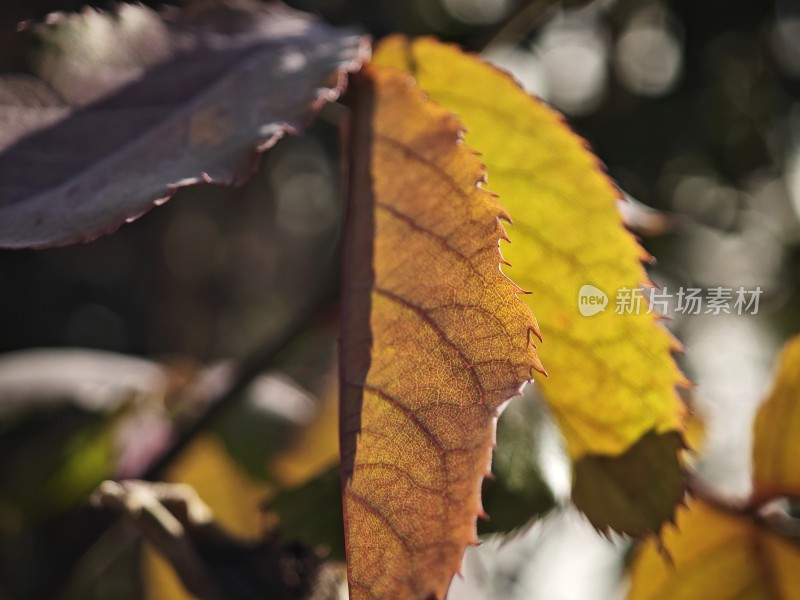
[374,34,685,459]
[340,65,542,599]
[627,499,800,600]
[374,37,686,533]
[753,335,800,502]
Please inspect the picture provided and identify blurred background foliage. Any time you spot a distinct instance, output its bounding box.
[1,0,800,598]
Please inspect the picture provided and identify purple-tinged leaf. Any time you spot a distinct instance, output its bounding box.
[0,0,368,248]
[0,347,170,415]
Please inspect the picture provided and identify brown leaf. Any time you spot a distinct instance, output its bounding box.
[0,0,368,248]
[339,65,543,599]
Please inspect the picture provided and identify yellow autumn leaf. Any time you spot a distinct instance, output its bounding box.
[753,335,800,503]
[374,36,687,534]
[627,499,800,600]
[339,65,542,599]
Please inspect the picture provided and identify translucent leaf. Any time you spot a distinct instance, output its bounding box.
[339,65,542,599]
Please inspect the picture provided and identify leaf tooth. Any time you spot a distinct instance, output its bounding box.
[497,208,513,224]
[529,356,547,378]
[527,326,545,357]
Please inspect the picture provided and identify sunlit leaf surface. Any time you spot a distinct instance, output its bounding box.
[339,65,542,599]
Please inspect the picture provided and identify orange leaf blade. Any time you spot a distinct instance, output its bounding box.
[340,66,542,599]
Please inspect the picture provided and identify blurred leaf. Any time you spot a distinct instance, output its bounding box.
[216,329,340,485]
[214,373,319,481]
[264,468,345,561]
[753,335,800,503]
[259,366,345,562]
[627,499,800,600]
[160,434,269,539]
[0,0,367,248]
[339,65,543,599]
[269,372,339,487]
[0,348,172,528]
[373,36,687,535]
[0,406,114,528]
[479,394,555,535]
[0,348,170,416]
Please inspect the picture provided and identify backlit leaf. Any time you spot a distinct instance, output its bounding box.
[373,37,686,534]
[0,348,174,526]
[0,0,367,248]
[627,499,800,600]
[264,467,346,561]
[339,66,542,599]
[753,335,800,502]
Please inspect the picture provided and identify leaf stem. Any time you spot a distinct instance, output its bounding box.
[141,292,337,481]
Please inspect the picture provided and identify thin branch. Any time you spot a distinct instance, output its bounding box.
[756,500,800,538]
[479,0,559,54]
[141,291,337,481]
[685,467,800,539]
